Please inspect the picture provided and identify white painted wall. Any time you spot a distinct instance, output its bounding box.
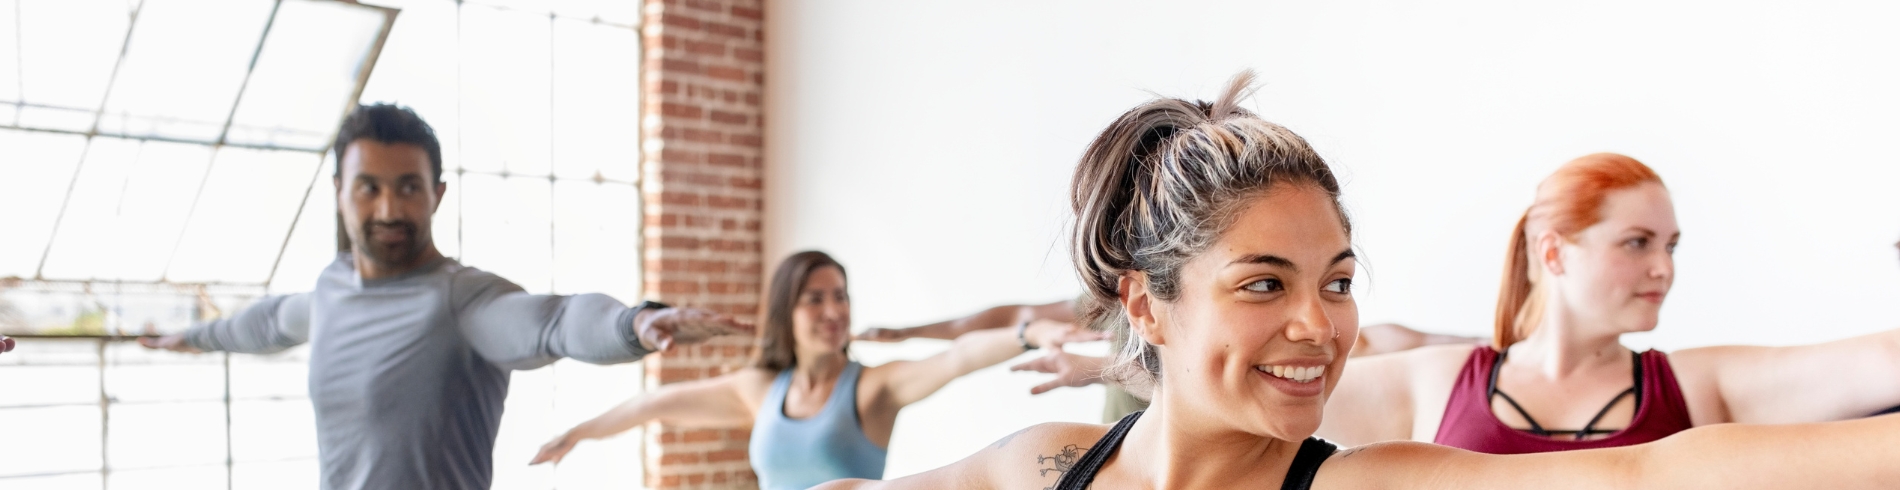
[763,0,1900,479]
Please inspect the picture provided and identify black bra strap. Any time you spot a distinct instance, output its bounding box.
[1489,349,1644,439]
[1576,387,1637,439]
[1281,437,1340,490]
[1488,349,1551,436]
[1053,410,1143,490]
[1631,350,1645,413]
[1054,412,1338,490]
[1491,390,1550,436]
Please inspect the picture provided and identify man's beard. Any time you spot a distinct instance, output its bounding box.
[359,220,428,270]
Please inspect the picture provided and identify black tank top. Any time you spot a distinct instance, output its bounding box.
[1052,411,1339,490]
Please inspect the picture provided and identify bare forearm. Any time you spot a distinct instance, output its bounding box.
[1707,326,1900,423]
[568,377,751,439]
[1636,414,1900,489]
[569,398,653,440]
[1419,333,1485,346]
[897,306,1024,340]
[947,327,1033,375]
[1352,323,1484,358]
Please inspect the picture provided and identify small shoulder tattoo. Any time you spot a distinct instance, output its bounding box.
[1036,444,1086,489]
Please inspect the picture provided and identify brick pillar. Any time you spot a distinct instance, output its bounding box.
[639,0,766,489]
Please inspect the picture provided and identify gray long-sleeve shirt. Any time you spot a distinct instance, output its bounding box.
[185,254,655,490]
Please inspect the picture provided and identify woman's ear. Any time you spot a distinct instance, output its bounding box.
[1535,230,1566,277]
[1119,272,1165,346]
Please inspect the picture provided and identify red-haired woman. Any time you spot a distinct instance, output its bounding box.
[1318,153,1900,453]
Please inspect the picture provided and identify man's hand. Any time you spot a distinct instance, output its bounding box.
[1009,350,1108,395]
[634,306,755,352]
[853,327,910,343]
[1022,320,1107,352]
[137,334,202,354]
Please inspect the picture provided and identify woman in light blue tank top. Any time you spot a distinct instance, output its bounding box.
[749,361,885,489]
[531,251,1100,489]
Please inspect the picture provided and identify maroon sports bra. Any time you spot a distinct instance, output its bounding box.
[1433,346,1694,454]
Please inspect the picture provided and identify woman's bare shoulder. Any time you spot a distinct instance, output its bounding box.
[723,366,780,402]
[827,422,1114,490]
[959,422,1116,489]
[985,421,1113,467]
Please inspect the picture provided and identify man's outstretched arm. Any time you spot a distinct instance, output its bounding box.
[142,294,313,354]
[453,271,753,370]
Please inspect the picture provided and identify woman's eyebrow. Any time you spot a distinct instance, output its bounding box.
[1622,227,1682,240]
[1230,254,1296,270]
[1227,249,1354,271]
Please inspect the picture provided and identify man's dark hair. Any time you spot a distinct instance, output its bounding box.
[332,103,444,183]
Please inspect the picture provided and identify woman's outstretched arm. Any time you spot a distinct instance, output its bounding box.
[1335,413,1900,490]
[855,300,1076,342]
[530,368,771,465]
[1352,323,1487,358]
[1672,327,1900,424]
[867,320,1101,409]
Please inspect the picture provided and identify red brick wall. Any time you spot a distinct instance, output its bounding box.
[639,0,765,488]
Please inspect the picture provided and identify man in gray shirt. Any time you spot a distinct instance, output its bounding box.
[141,104,750,489]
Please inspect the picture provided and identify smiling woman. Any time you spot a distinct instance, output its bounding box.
[812,71,1900,490]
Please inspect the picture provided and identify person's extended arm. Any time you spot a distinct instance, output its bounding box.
[530,369,765,465]
[142,294,312,354]
[872,320,1097,408]
[1348,413,1900,490]
[1352,323,1486,358]
[856,300,1075,342]
[452,269,751,370]
[1672,327,1900,424]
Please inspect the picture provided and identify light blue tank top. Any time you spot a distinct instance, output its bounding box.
[748,361,888,490]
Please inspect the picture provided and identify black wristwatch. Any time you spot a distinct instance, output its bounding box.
[1016,320,1035,351]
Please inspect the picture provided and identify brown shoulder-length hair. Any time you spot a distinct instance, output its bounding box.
[753,250,847,371]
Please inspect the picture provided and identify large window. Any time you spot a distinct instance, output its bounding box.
[1,0,647,488]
